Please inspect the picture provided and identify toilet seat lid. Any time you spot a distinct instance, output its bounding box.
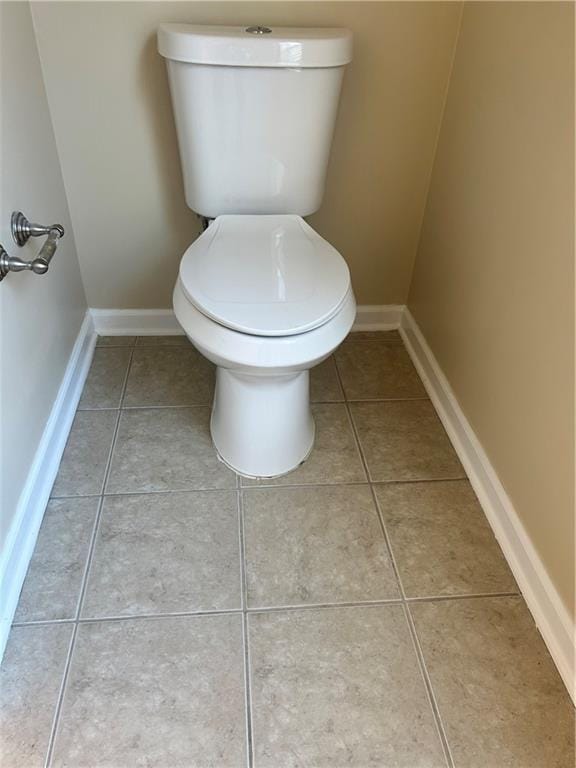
[179,215,351,336]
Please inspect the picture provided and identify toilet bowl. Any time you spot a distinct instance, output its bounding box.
[158,23,354,477]
[173,214,356,478]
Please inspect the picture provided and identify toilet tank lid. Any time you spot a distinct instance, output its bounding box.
[158,24,353,68]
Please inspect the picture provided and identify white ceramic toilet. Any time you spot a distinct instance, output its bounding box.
[158,23,355,478]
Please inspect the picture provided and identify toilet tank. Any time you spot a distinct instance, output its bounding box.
[158,24,352,218]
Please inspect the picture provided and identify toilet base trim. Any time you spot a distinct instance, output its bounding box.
[214,436,315,480]
[210,366,316,479]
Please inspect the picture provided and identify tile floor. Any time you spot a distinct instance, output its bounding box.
[2,332,574,768]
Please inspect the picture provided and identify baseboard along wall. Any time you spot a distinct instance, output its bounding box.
[0,310,96,659]
[90,308,184,336]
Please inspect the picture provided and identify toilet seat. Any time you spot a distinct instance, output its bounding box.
[179,214,350,337]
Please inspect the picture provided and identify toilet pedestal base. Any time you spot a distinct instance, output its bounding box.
[210,367,315,478]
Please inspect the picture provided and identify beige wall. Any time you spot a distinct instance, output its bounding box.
[31,1,462,308]
[408,2,574,616]
[0,4,87,551]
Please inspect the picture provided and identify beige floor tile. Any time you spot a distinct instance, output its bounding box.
[310,356,344,402]
[336,342,427,400]
[96,335,135,347]
[249,605,446,767]
[52,410,117,497]
[351,400,464,482]
[78,348,131,409]
[106,407,236,493]
[135,335,190,346]
[343,330,403,344]
[123,346,214,407]
[242,403,366,487]
[0,624,73,768]
[51,615,246,767]
[244,485,398,608]
[15,498,99,622]
[411,597,575,768]
[82,491,241,617]
[376,481,517,597]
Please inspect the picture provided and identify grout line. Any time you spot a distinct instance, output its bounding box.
[238,487,254,767]
[332,355,372,483]
[243,613,255,768]
[12,618,76,628]
[103,485,237,496]
[101,485,238,496]
[121,403,213,410]
[73,396,433,413]
[333,352,455,768]
[43,494,107,766]
[43,344,136,768]
[370,476,468,485]
[118,404,212,412]
[332,356,371,483]
[240,475,468,490]
[240,478,370,490]
[12,592,522,629]
[101,345,135,486]
[76,406,120,412]
[43,623,78,768]
[47,475,470,502]
[108,396,430,412]
[238,491,248,613]
[50,486,238,501]
[245,598,403,615]
[70,608,244,624]
[73,348,135,616]
[371,478,455,768]
[245,476,468,493]
[405,591,520,604]
[377,514,455,767]
[403,604,455,768]
[73,494,107,622]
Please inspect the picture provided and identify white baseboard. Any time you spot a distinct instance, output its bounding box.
[90,308,184,336]
[351,304,404,331]
[0,311,96,660]
[90,305,403,336]
[400,307,575,703]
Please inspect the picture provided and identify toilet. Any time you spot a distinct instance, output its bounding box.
[158,23,355,478]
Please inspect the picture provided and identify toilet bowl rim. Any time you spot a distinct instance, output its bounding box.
[173,278,356,371]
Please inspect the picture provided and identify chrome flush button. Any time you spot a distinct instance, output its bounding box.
[245,26,272,34]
